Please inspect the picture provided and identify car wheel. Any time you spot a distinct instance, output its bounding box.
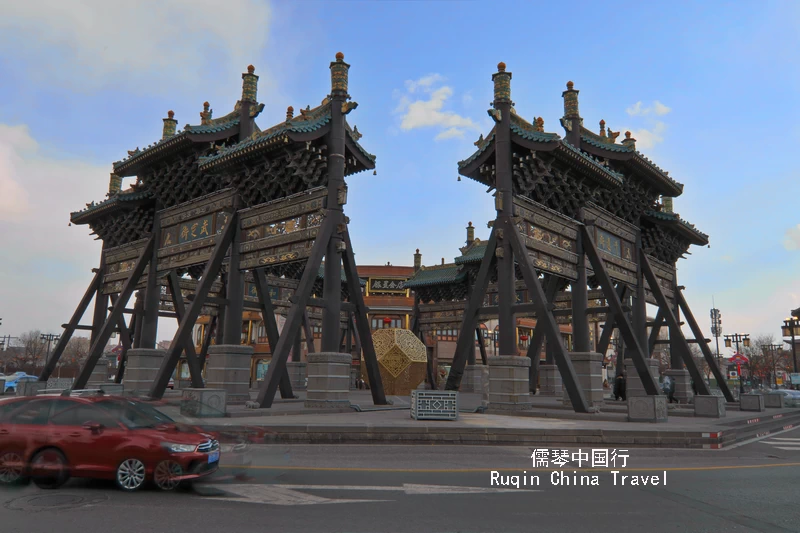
[30,449,69,489]
[153,460,183,491]
[116,458,147,491]
[0,451,27,485]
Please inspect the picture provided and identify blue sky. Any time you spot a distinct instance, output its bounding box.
[0,0,798,351]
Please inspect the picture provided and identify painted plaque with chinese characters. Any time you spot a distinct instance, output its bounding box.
[238,187,327,271]
[157,188,237,271]
[368,278,407,294]
[582,203,639,288]
[513,194,579,281]
[102,238,150,294]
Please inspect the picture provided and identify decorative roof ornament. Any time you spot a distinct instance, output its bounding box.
[662,196,674,213]
[330,52,350,98]
[622,131,636,151]
[599,119,606,138]
[108,172,122,196]
[474,133,484,147]
[241,65,258,103]
[351,125,362,140]
[162,110,178,139]
[534,117,544,132]
[286,106,294,122]
[127,147,141,157]
[492,62,512,105]
[200,102,212,125]
[607,126,620,143]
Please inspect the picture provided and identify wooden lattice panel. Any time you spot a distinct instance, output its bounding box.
[157,188,238,271]
[102,238,151,294]
[582,203,639,288]
[238,187,327,271]
[418,301,466,332]
[513,195,580,281]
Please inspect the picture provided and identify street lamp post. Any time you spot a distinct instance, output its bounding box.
[761,343,783,389]
[782,316,800,389]
[724,333,750,394]
[40,333,60,374]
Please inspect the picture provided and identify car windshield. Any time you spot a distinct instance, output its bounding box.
[95,398,176,429]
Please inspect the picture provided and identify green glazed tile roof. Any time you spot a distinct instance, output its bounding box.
[644,209,709,242]
[454,241,488,264]
[404,264,466,288]
[345,122,376,163]
[70,188,153,222]
[184,119,240,134]
[457,130,496,171]
[198,103,333,169]
[580,134,632,153]
[558,140,624,184]
[509,114,561,143]
[632,152,683,192]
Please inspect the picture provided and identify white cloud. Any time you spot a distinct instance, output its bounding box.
[624,122,667,150]
[394,75,479,141]
[0,123,105,333]
[784,224,800,250]
[626,100,672,117]
[720,255,734,263]
[0,0,272,94]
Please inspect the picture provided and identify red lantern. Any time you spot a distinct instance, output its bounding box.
[520,335,529,341]
[383,317,392,325]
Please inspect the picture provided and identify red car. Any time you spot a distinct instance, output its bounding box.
[0,393,220,491]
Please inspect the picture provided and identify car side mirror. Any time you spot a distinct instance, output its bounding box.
[82,421,103,433]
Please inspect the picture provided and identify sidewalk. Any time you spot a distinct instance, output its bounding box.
[160,390,800,449]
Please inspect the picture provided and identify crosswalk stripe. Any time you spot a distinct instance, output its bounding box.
[767,446,800,451]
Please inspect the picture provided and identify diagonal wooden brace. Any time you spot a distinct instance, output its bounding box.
[252,268,295,399]
[581,226,660,395]
[167,271,206,388]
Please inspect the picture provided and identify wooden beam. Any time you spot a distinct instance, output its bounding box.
[647,309,665,356]
[507,219,590,412]
[595,285,629,357]
[167,271,205,388]
[74,235,155,389]
[149,220,236,399]
[528,275,561,393]
[40,269,103,381]
[582,226,660,395]
[476,327,488,366]
[445,229,498,390]
[639,251,711,396]
[302,310,315,354]
[342,229,387,405]
[252,268,295,399]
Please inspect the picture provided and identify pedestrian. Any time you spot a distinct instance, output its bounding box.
[614,373,626,401]
[663,375,676,403]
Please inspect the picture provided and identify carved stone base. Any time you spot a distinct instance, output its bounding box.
[89,358,111,385]
[539,364,563,396]
[206,344,254,405]
[694,395,726,418]
[664,368,693,404]
[305,353,351,408]
[488,356,532,410]
[624,358,660,397]
[181,388,227,418]
[460,365,489,398]
[124,349,166,395]
[627,395,668,423]
[16,381,47,397]
[563,352,604,408]
[765,393,786,409]
[740,394,766,412]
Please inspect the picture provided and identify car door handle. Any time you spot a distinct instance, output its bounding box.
[0,430,8,435]
[69,433,81,437]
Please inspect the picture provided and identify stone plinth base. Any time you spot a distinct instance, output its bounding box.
[488,356,532,410]
[625,358,660,397]
[124,349,166,395]
[88,383,123,395]
[739,394,766,412]
[16,381,47,396]
[460,365,489,398]
[88,358,110,385]
[539,364,563,396]
[627,395,668,422]
[665,368,693,404]
[765,393,785,409]
[563,352,604,408]
[46,378,74,391]
[305,353,351,408]
[694,395,726,418]
[181,388,227,418]
[286,362,307,391]
[206,344,253,405]
[0,379,5,394]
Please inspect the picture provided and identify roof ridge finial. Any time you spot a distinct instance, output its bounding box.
[242,65,259,103]
[200,102,212,125]
[330,52,350,98]
[622,130,636,151]
[286,106,294,122]
[162,110,178,139]
[599,119,606,138]
[492,61,512,106]
[535,117,544,132]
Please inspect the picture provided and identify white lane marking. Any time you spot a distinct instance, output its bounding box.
[722,424,800,450]
[769,446,800,451]
[274,484,538,495]
[206,484,389,506]
[764,437,800,441]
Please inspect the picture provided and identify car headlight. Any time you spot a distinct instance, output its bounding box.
[162,442,197,453]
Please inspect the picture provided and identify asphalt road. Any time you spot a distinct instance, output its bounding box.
[2,428,800,533]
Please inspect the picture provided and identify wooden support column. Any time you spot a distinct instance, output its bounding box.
[90,252,109,348]
[222,201,244,345]
[252,268,294,399]
[198,315,216,369]
[256,220,333,407]
[670,277,683,369]
[648,309,665,356]
[506,219,590,412]
[528,276,560,393]
[74,235,156,389]
[302,310,315,354]
[632,236,648,359]
[132,291,144,349]
[140,214,161,349]
[639,251,710,396]
[677,289,734,402]
[596,285,630,357]
[167,271,205,388]
[342,229,386,404]
[444,230,497,390]
[215,274,227,346]
[571,224,590,353]
[581,226,660,395]
[39,269,103,381]
[149,220,236,399]
[109,293,133,383]
[475,328,488,365]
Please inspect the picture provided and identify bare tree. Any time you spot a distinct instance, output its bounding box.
[14,330,47,372]
[62,337,91,368]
